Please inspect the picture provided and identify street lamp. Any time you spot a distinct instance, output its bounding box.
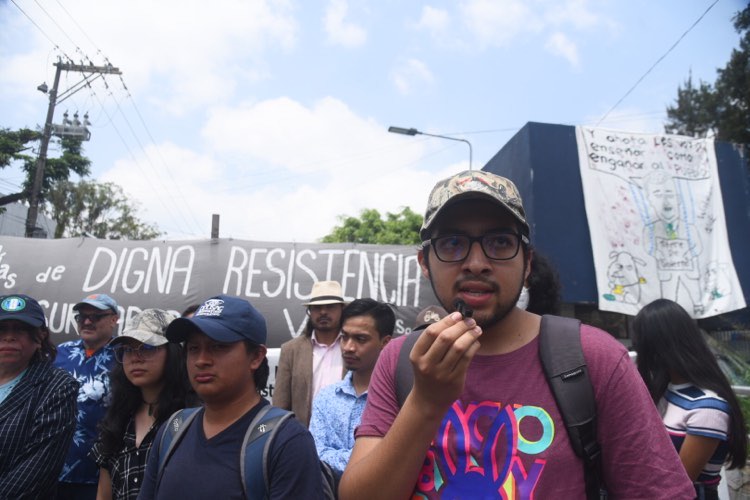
[388,125,473,170]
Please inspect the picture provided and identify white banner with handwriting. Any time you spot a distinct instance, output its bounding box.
[576,127,745,318]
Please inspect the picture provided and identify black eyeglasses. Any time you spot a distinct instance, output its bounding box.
[423,232,529,263]
[114,344,162,363]
[74,312,114,324]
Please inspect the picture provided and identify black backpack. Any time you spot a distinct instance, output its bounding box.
[395,314,605,500]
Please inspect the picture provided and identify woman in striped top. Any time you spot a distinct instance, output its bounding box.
[632,298,747,500]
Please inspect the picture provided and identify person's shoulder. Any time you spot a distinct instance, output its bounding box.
[385,333,410,353]
[50,364,79,386]
[280,335,309,350]
[317,376,349,401]
[670,383,731,409]
[579,323,628,356]
[27,361,79,391]
[273,408,312,440]
[56,339,82,350]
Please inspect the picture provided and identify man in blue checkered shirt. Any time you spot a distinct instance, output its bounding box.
[308,298,393,475]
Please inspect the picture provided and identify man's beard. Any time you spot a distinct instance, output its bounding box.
[426,258,527,329]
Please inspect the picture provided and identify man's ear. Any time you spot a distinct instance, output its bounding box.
[418,249,430,279]
[380,335,392,348]
[250,344,267,369]
[524,247,533,283]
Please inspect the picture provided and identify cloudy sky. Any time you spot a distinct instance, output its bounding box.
[0,0,743,242]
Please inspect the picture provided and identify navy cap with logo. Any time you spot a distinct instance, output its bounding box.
[0,294,47,328]
[166,295,267,345]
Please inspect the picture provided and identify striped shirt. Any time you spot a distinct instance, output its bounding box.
[659,383,731,486]
[0,361,78,499]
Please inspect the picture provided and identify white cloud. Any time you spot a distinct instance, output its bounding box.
[390,59,435,95]
[1,0,298,117]
[101,96,461,242]
[324,0,367,48]
[545,0,606,30]
[545,32,580,68]
[459,0,541,48]
[415,6,451,35]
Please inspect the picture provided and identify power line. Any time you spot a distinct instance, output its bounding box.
[119,80,204,234]
[12,1,206,238]
[596,0,720,126]
[9,0,70,58]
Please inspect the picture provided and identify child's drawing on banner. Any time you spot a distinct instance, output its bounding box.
[576,127,745,318]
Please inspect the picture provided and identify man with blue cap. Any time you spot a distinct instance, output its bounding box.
[138,295,324,499]
[55,293,119,500]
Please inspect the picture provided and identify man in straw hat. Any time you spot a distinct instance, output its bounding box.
[340,170,693,498]
[274,281,347,427]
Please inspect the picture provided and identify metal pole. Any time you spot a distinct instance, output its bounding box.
[26,63,63,237]
[388,126,473,170]
[418,131,473,171]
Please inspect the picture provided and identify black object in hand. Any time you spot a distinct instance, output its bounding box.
[453,299,473,318]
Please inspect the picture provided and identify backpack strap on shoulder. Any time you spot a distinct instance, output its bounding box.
[539,315,603,500]
[240,405,295,499]
[395,330,422,407]
[156,407,202,492]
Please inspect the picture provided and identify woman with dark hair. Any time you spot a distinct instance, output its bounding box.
[91,309,196,500]
[632,298,747,499]
[516,249,562,315]
[0,294,78,499]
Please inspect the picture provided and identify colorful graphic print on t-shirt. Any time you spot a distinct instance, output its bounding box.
[414,400,555,499]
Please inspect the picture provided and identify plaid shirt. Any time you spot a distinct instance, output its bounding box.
[0,361,78,499]
[91,417,158,500]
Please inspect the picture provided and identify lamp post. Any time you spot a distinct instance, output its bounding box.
[388,126,473,170]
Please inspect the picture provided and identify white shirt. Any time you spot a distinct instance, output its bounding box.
[311,331,343,399]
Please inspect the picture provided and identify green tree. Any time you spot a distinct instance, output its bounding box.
[665,4,750,144]
[0,127,39,169]
[321,207,423,245]
[664,73,718,137]
[0,128,91,205]
[46,179,161,240]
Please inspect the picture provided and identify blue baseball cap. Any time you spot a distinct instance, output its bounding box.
[73,293,119,314]
[166,295,267,345]
[0,294,47,328]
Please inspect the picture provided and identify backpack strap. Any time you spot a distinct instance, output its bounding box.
[395,330,422,407]
[155,407,202,493]
[240,405,295,499]
[539,315,603,500]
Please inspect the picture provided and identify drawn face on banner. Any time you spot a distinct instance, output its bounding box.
[644,171,679,223]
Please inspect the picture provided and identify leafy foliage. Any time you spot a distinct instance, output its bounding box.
[665,4,750,145]
[1,127,159,240]
[21,136,91,203]
[45,179,161,240]
[0,127,40,169]
[321,207,423,245]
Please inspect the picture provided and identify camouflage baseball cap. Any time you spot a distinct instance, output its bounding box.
[420,170,529,240]
[111,308,177,347]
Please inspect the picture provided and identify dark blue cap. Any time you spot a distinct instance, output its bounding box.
[166,295,267,345]
[0,294,46,327]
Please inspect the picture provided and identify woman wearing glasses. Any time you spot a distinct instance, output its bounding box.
[91,309,196,500]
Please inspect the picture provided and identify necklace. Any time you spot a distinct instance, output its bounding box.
[143,399,157,417]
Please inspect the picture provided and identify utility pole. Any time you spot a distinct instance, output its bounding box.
[25,60,121,237]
